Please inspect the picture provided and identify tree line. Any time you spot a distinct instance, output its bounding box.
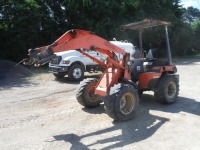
[0,0,200,61]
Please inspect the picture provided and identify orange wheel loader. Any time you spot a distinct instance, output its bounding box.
[23,19,179,121]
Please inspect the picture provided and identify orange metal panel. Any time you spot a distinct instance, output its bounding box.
[95,67,118,96]
[52,29,126,55]
[139,72,161,89]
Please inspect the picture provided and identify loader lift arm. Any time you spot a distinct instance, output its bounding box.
[24,29,131,96]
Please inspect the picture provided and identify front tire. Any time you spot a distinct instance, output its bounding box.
[68,64,84,81]
[154,75,179,104]
[105,83,139,121]
[76,78,101,108]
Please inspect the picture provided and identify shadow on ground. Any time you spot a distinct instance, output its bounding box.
[82,104,105,114]
[53,94,200,150]
[141,94,200,116]
[54,74,101,84]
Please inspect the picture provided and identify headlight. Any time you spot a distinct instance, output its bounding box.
[63,60,70,64]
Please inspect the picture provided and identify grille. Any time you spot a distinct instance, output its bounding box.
[50,56,62,64]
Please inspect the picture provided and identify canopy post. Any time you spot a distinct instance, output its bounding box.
[165,25,172,65]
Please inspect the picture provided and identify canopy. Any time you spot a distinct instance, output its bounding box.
[120,19,171,31]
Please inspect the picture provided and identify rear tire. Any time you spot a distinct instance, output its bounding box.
[53,72,66,78]
[104,83,139,121]
[76,78,101,108]
[68,64,84,81]
[154,75,179,104]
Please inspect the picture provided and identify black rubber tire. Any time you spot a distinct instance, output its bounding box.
[68,64,84,81]
[154,75,179,104]
[138,90,143,97]
[53,72,66,78]
[104,83,139,121]
[76,78,101,108]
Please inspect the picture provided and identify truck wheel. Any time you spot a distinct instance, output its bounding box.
[104,83,139,121]
[53,72,66,78]
[76,78,101,108]
[68,64,84,81]
[154,75,179,104]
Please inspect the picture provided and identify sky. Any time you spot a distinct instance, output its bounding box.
[181,0,200,9]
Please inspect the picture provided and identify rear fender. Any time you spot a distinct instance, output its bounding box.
[139,72,162,90]
[139,72,179,90]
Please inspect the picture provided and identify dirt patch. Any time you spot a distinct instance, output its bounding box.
[0,60,33,76]
[0,58,200,150]
[0,60,33,89]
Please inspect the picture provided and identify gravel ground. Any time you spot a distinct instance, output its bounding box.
[0,58,200,150]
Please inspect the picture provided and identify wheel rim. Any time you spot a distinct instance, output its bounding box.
[87,83,98,102]
[167,82,177,98]
[73,68,82,79]
[120,93,135,115]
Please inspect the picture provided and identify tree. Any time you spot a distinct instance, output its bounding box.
[0,0,48,60]
[191,19,200,54]
[182,6,200,23]
[0,0,195,61]
[178,7,200,55]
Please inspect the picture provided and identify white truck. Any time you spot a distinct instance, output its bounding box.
[49,40,136,81]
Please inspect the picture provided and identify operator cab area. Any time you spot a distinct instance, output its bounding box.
[121,19,173,82]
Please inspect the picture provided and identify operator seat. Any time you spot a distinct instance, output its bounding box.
[146,48,158,61]
[144,48,158,72]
